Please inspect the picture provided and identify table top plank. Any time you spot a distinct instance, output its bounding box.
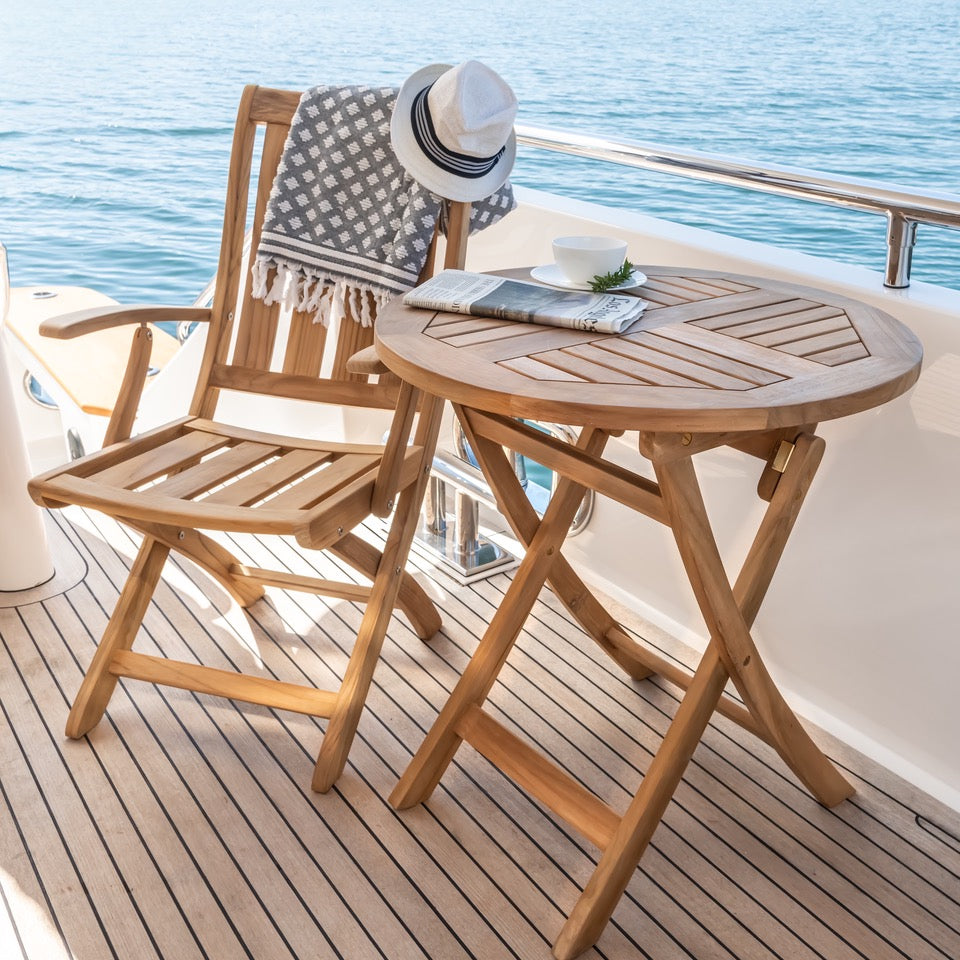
[638,288,785,328]
[433,321,545,350]
[636,323,828,378]
[811,343,872,367]
[775,326,864,358]
[618,331,785,387]
[565,339,754,390]
[640,274,757,305]
[498,355,588,382]
[525,346,659,386]
[697,304,845,339]
[450,324,609,364]
[560,342,706,389]
[747,314,852,348]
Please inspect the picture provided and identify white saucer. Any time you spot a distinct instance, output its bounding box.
[529,262,647,292]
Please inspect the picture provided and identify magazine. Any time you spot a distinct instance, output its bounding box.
[402,269,646,334]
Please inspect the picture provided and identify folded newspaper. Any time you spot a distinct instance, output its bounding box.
[402,269,646,334]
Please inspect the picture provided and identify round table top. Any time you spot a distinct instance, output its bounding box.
[375,266,923,433]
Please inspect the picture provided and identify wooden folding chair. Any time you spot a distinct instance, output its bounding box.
[28,85,471,791]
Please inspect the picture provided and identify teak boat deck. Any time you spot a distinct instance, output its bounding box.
[1,507,958,960]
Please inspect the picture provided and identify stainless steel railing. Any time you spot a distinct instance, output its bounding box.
[516,124,960,288]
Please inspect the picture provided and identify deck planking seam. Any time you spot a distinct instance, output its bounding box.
[381,547,857,959]
[139,516,960,960]
[9,512,608,956]
[0,732,70,960]
[408,532,960,952]
[22,516,222,958]
[56,602,292,959]
[0,623,131,960]
[100,526,447,960]
[0,857,28,960]
[235,529,664,959]
[456,599,875,959]
[27,595,214,960]
[514,565,960,887]
[58,523,331,960]
[464,560,953,948]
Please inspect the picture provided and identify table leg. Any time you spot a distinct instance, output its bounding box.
[653,443,853,807]
[554,641,729,960]
[555,435,852,957]
[456,407,653,681]
[389,427,605,810]
[396,415,852,957]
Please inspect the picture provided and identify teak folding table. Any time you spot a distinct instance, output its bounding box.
[376,266,923,958]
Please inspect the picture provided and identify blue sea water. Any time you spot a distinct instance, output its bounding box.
[2,0,959,305]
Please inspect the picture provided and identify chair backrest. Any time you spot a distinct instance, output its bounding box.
[189,86,454,423]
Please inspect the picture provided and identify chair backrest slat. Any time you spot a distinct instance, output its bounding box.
[282,305,330,376]
[231,121,292,371]
[329,293,377,382]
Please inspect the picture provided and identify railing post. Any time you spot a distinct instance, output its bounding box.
[423,476,447,535]
[884,212,917,289]
[454,490,480,559]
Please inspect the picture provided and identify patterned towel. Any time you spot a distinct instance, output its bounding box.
[251,84,515,326]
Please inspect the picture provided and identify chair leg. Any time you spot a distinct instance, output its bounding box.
[66,536,170,738]
[125,519,265,608]
[312,395,446,791]
[329,533,441,639]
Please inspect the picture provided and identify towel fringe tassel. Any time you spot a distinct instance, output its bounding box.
[253,257,391,328]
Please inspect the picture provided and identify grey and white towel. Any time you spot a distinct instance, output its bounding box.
[251,84,515,326]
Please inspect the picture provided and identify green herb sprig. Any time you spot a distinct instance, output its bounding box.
[589,259,635,293]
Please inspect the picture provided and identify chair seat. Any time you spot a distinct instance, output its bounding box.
[29,415,420,543]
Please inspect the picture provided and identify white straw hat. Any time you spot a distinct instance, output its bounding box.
[391,60,518,202]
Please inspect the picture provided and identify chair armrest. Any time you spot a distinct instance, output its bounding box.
[40,305,212,340]
[346,344,389,375]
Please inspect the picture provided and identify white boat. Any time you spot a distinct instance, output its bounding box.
[2,126,959,959]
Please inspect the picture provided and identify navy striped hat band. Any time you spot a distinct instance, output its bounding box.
[411,83,505,180]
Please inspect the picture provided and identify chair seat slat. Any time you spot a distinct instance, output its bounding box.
[38,473,302,534]
[263,453,380,511]
[90,430,231,490]
[203,448,332,507]
[148,441,282,500]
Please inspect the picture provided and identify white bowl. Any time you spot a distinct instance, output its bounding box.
[552,236,628,286]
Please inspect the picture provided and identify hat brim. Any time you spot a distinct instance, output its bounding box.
[391,62,516,203]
